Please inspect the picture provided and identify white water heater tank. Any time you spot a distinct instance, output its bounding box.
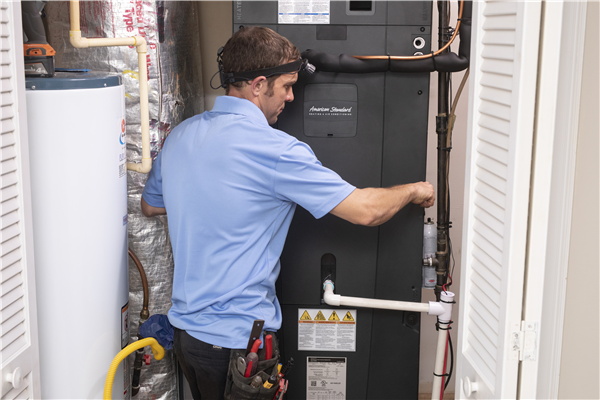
[26,72,129,399]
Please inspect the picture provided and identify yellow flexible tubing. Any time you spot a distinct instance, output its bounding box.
[103,338,165,399]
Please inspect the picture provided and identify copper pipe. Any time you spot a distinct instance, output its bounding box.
[353,1,464,61]
[129,248,150,320]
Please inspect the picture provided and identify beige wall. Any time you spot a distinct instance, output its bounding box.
[197,1,231,111]
[558,2,600,398]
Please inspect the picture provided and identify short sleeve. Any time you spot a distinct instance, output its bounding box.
[142,150,165,208]
[273,141,355,219]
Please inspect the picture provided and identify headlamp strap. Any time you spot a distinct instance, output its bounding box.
[223,59,304,84]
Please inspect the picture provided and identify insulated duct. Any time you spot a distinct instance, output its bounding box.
[44,2,204,399]
[301,1,471,73]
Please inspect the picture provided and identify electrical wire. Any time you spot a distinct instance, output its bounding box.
[352,1,464,61]
[445,330,454,391]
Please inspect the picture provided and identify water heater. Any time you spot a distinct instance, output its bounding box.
[26,73,130,399]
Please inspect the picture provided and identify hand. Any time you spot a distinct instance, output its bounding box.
[411,182,435,208]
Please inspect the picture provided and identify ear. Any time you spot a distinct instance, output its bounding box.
[250,76,267,97]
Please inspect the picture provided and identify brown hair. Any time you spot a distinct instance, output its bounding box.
[222,26,300,94]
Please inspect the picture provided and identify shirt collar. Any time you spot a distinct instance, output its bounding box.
[212,96,269,127]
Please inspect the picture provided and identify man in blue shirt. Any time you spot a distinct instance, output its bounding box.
[141,26,434,399]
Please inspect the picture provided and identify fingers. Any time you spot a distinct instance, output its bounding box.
[419,198,435,208]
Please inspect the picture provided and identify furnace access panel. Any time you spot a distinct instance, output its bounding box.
[233,2,432,398]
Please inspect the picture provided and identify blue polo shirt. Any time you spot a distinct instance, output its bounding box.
[142,96,355,349]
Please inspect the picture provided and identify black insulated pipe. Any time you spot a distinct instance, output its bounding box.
[301,1,471,74]
[435,1,452,302]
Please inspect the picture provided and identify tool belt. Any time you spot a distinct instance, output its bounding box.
[224,332,281,400]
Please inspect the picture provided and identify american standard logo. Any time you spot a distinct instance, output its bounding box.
[308,106,353,116]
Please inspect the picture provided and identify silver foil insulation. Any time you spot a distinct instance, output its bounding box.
[44,2,204,399]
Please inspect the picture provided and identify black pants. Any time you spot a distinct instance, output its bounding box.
[174,328,231,400]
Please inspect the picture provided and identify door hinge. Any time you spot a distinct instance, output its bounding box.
[511,321,539,361]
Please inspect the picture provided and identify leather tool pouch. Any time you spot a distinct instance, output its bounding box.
[224,332,281,400]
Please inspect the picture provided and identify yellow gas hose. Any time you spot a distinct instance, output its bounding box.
[103,337,165,399]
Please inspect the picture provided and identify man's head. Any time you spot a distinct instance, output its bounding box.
[221,26,301,95]
[220,27,303,124]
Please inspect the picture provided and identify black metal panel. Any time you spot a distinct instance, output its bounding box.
[233,3,431,399]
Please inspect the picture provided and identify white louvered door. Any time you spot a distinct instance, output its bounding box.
[1,2,40,399]
[455,1,542,399]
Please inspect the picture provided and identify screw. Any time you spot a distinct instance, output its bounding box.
[418,90,423,95]
[407,314,418,325]
[420,27,425,32]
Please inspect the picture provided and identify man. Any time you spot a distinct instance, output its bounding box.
[141,26,434,399]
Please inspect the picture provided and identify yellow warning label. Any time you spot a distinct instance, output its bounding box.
[343,311,355,322]
[328,311,340,321]
[300,310,312,321]
[315,311,326,321]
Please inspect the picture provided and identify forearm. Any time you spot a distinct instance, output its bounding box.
[141,197,166,217]
[331,184,416,227]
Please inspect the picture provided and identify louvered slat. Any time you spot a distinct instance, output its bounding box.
[482,14,517,30]
[478,113,510,135]
[474,205,504,238]
[475,153,508,180]
[477,141,509,166]
[475,182,506,210]
[472,245,503,282]
[0,296,24,324]
[2,131,17,146]
[1,248,21,270]
[472,230,503,266]
[481,30,516,46]
[476,167,508,194]
[480,72,513,91]
[479,100,511,121]
[1,308,24,336]
[479,86,512,107]
[477,127,510,150]
[480,58,514,76]
[1,158,18,175]
[469,303,499,344]
[482,2,518,16]
[2,196,19,216]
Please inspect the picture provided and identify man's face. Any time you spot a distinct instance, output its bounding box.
[258,71,298,125]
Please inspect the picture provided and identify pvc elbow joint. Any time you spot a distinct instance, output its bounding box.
[69,30,88,48]
[322,280,340,306]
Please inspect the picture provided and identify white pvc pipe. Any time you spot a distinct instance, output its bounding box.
[431,321,449,400]
[323,281,456,399]
[69,1,151,173]
[431,291,455,400]
[322,281,446,315]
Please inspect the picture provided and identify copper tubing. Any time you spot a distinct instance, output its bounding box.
[353,1,464,61]
[129,248,150,320]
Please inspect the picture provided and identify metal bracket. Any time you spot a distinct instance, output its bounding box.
[520,321,539,361]
[512,321,538,361]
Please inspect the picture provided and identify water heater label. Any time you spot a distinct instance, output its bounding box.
[118,117,127,178]
[278,0,330,24]
[306,357,347,399]
[298,309,356,352]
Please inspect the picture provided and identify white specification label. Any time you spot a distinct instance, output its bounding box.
[307,357,347,400]
[298,309,356,352]
[118,117,126,178]
[278,0,330,24]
